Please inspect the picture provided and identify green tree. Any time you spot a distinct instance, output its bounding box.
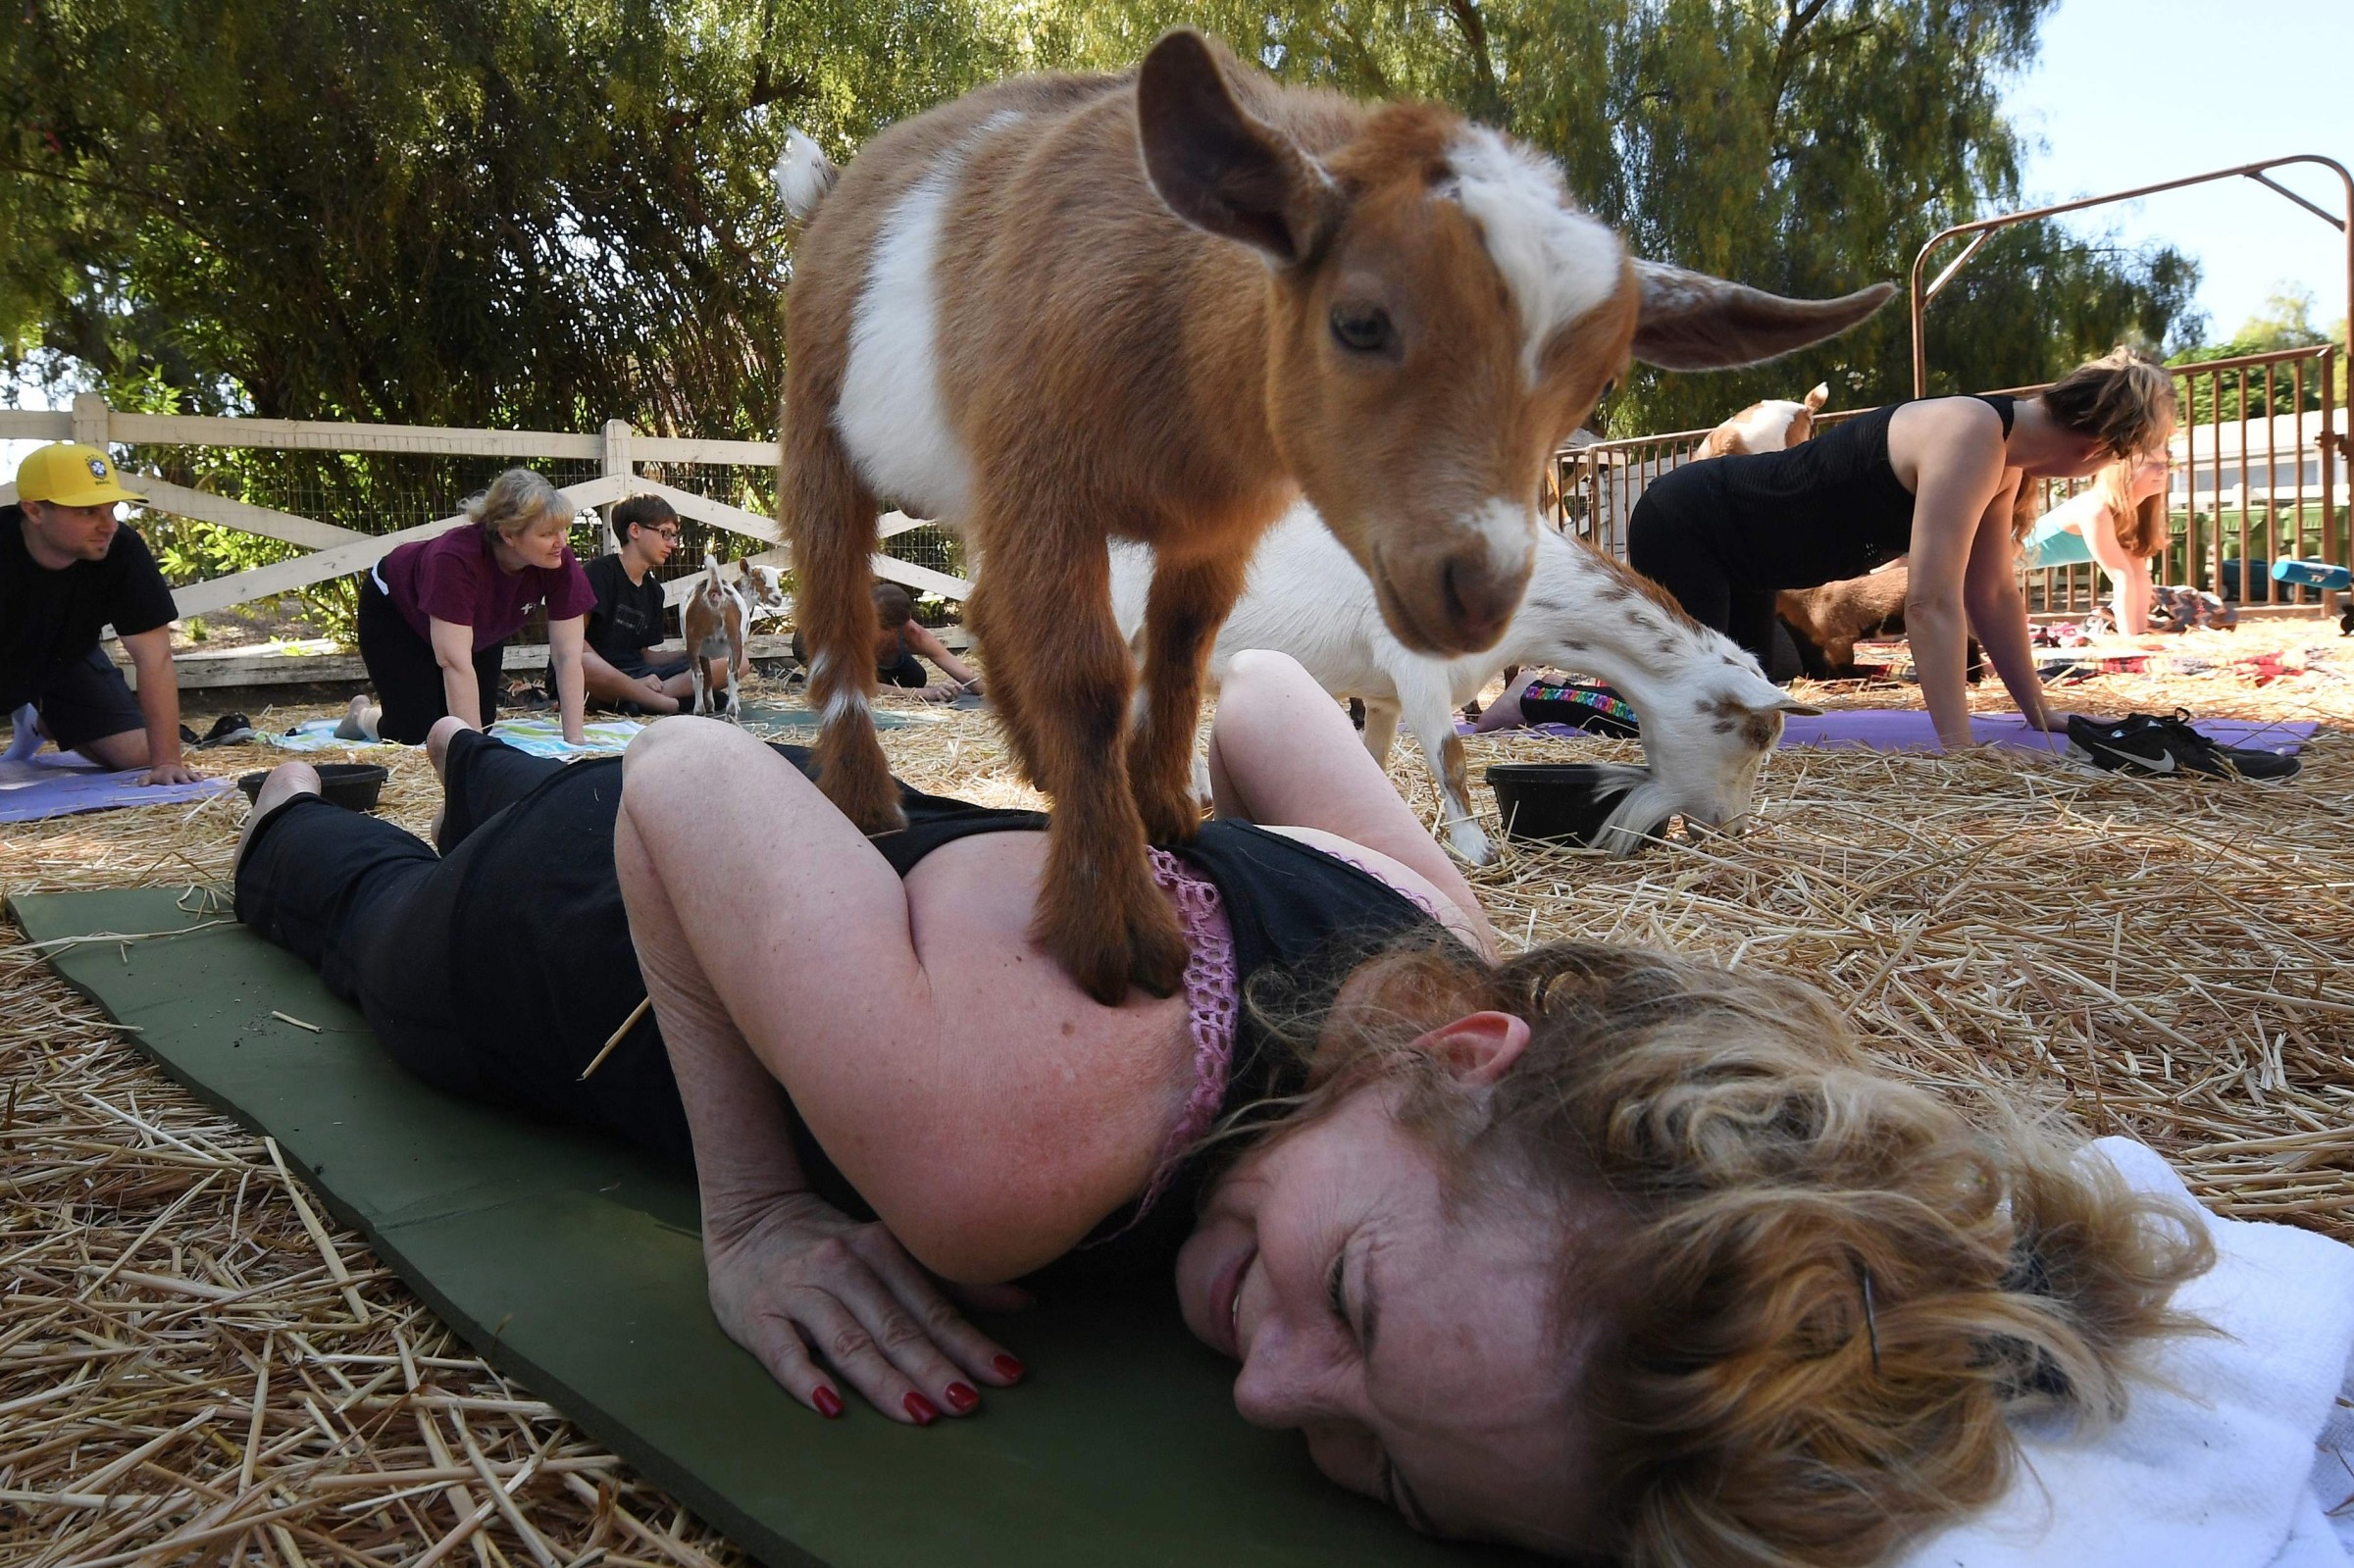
[1021,0,2200,433]
[2168,285,2348,424]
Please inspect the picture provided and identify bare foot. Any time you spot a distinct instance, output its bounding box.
[234,762,323,872]
[333,694,380,743]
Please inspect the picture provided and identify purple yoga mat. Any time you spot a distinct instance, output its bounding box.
[1777,711,2319,755]
[0,750,232,823]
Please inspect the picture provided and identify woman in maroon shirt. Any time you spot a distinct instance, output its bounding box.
[346,469,596,744]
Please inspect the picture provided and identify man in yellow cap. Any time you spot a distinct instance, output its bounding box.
[3,442,198,784]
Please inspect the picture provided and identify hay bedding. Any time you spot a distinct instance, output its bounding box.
[3,638,2351,1564]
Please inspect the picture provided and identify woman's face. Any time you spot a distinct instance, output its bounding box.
[506,510,572,570]
[2127,452,2172,503]
[1176,1076,1610,1555]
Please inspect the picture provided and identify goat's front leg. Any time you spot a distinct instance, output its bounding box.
[970,532,1189,1005]
[1395,664,1491,865]
[1130,549,1250,845]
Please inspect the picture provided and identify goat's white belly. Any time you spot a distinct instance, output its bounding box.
[836,166,975,522]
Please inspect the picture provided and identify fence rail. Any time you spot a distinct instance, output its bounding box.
[0,396,970,630]
[1556,344,2347,613]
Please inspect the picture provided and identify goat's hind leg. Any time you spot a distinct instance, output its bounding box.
[786,413,900,832]
[971,532,1188,1006]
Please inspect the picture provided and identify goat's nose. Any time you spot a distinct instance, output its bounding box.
[1439,548,1522,652]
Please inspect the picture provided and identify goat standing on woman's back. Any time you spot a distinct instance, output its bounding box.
[778,29,1894,1002]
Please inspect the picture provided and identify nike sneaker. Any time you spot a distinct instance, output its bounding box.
[2066,711,2301,781]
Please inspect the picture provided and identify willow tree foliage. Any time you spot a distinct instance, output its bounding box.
[4,0,2202,445]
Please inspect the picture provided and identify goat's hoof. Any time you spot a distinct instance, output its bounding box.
[1041,882,1191,1006]
[1134,783,1206,845]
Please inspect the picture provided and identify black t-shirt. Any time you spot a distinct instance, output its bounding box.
[583,553,668,668]
[0,505,179,709]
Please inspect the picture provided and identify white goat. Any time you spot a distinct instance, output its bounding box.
[1112,503,1811,863]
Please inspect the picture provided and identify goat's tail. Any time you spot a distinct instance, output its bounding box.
[773,127,839,224]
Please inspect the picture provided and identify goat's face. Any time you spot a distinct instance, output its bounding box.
[1139,32,1898,663]
[738,561,789,619]
[1257,119,1636,660]
[1600,666,1812,850]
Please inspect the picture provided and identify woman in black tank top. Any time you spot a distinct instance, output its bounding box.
[1628,348,2178,749]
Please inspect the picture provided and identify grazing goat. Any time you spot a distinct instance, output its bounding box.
[1112,505,1808,864]
[1696,381,1829,459]
[777,30,1895,1002]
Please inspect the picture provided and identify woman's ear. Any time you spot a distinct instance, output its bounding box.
[1409,1011,1531,1086]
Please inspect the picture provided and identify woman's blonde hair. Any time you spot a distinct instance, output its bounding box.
[2091,455,2170,559]
[2010,458,2169,559]
[2039,346,2177,459]
[465,468,571,541]
[1248,938,2213,1568]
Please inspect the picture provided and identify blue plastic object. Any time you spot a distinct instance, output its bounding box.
[2271,559,2354,591]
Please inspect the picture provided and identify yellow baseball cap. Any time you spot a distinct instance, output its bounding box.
[14,442,148,507]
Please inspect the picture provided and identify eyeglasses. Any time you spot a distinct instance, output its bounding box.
[648,527,681,541]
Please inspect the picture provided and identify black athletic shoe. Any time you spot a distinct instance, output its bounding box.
[2067,711,2302,781]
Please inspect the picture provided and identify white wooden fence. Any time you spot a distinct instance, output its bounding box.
[0,393,971,626]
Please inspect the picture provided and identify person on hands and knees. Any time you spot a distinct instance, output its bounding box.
[342,468,595,746]
[1628,347,2177,750]
[1,443,199,784]
[793,582,983,703]
[581,496,696,716]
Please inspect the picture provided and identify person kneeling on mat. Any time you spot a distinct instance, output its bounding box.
[342,468,593,745]
[581,495,695,716]
[1627,347,2176,752]
[792,582,981,702]
[1,443,199,784]
[234,649,2231,1565]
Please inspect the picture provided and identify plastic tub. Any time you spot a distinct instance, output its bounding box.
[236,762,389,813]
[1485,762,1663,847]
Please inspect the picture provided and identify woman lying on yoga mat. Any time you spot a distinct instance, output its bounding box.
[1626,346,2177,751]
[233,651,2211,1565]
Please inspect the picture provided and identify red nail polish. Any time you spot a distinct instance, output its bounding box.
[812,1387,844,1419]
[993,1353,1026,1382]
[903,1391,939,1426]
[944,1382,980,1414]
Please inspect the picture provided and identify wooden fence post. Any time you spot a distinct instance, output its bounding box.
[598,419,634,554]
[72,392,110,451]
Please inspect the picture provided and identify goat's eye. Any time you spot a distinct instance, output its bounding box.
[1329,303,1397,357]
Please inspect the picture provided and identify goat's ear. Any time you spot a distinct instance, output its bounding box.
[1138,29,1336,266]
[1803,382,1830,412]
[1629,264,1894,371]
[1771,697,1823,717]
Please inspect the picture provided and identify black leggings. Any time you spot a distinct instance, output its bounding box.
[232,732,693,1162]
[1625,492,1781,671]
[356,575,506,744]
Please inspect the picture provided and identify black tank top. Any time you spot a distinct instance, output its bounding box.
[1636,394,2016,586]
[446,744,1455,1281]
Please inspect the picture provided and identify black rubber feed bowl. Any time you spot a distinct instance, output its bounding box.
[1486,763,1664,848]
[236,763,389,813]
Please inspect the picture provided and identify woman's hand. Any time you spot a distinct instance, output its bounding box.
[704,1191,1027,1424]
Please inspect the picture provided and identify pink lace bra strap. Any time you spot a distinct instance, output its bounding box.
[1136,846,1240,1215]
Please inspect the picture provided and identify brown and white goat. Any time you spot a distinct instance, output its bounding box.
[683,555,752,721]
[1696,382,1830,459]
[778,30,1894,1002]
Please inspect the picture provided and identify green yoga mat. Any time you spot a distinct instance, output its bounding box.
[738,701,935,731]
[12,887,1515,1568]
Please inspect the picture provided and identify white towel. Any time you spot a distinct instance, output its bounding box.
[1899,1137,2354,1568]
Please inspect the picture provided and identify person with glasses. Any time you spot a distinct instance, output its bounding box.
[581,495,697,715]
